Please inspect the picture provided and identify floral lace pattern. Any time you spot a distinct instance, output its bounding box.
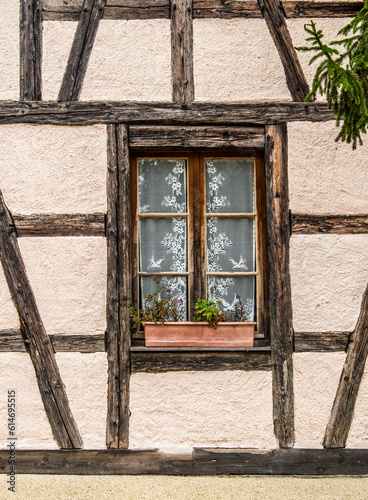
[206,161,230,213]
[162,162,186,213]
[161,218,186,272]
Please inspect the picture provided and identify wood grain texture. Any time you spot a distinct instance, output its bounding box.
[0,191,82,449]
[265,124,294,448]
[106,124,131,449]
[292,214,368,234]
[0,101,335,125]
[131,350,271,372]
[129,125,265,149]
[257,0,309,101]
[171,0,195,103]
[42,1,364,20]
[0,330,106,352]
[12,213,105,236]
[323,284,368,448]
[20,0,42,101]
[58,0,106,101]
[294,331,350,352]
[2,448,368,475]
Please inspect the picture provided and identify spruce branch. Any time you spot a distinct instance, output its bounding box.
[297,0,368,149]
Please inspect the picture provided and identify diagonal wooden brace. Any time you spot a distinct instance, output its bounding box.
[0,190,83,449]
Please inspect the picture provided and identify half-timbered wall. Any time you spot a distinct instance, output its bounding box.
[0,0,368,462]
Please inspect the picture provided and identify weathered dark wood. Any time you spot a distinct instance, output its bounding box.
[42,1,364,21]
[292,214,368,235]
[106,124,131,449]
[131,350,271,372]
[0,330,105,352]
[0,101,335,125]
[20,0,42,101]
[129,125,265,149]
[171,0,195,103]
[12,213,105,236]
[194,448,368,475]
[257,0,309,101]
[265,124,294,448]
[58,0,106,101]
[2,448,368,475]
[294,331,350,352]
[0,191,82,449]
[323,284,368,448]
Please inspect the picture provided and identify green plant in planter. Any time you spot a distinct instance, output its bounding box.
[192,298,226,329]
[124,280,185,329]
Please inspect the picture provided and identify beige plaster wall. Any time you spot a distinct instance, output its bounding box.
[288,121,368,215]
[193,19,290,101]
[17,237,106,335]
[0,124,107,214]
[0,267,19,330]
[43,20,172,101]
[0,352,107,449]
[130,371,276,452]
[290,234,368,332]
[0,0,19,100]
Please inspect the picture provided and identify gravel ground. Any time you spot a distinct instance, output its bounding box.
[1,475,368,500]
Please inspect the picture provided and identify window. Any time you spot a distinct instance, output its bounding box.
[130,152,268,337]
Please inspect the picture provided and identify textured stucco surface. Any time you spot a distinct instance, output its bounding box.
[130,371,276,451]
[0,267,19,330]
[0,0,19,100]
[0,352,107,449]
[17,237,106,335]
[294,352,346,448]
[193,19,290,101]
[290,234,368,332]
[0,124,107,214]
[43,20,171,101]
[288,122,368,215]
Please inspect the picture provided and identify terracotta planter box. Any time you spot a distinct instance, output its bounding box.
[144,321,256,347]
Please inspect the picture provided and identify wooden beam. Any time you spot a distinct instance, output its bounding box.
[257,0,309,101]
[106,124,131,449]
[0,330,106,352]
[294,331,350,352]
[12,213,105,237]
[42,1,364,21]
[20,0,42,101]
[265,124,294,448]
[0,191,82,449]
[129,125,265,149]
[171,0,195,103]
[0,101,335,125]
[131,350,271,372]
[2,448,368,475]
[292,214,368,235]
[58,0,106,101]
[323,284,368,448]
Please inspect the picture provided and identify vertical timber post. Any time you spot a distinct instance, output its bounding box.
[265,124,294,448]
[106,124,131,448]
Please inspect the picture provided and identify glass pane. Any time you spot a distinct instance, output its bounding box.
[139,217,187,272]
[206,158,254,213]
[140,276,188,320]
[139,159,187,213]
[207,276,256,322]
[207,217,255,272]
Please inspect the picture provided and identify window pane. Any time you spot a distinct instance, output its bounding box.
[207,276,256,322]
[207,217,255,272]
[139,217,187,272]
[139,159,187,213]
[140,276,188,320]
[206,158,254,213]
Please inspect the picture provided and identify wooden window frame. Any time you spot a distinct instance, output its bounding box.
[130,150,269,342]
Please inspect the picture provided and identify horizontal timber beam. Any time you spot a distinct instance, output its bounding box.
[129,125,265,149]
[294,331,350,352]
[0,101,334,125]
[292,214,368,234]
[0,330,105,352]
[42,1,364,20]
[1,448,368,475]
[12,213,105,236]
